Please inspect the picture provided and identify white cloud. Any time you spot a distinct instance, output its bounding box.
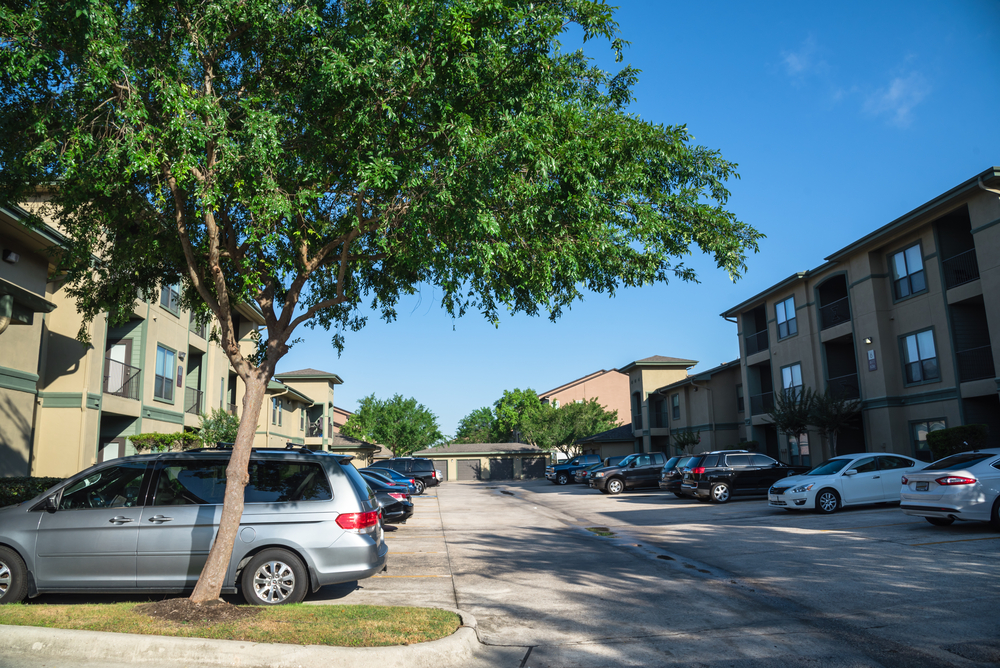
[781,36,823,77]
[863,72,931,127]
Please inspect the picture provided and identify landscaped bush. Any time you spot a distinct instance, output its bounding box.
[130,431,202,453]
[0,476,64,507]
[926,424,988,460]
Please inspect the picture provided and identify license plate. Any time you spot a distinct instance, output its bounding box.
[769,494,779,502]
[916,481,928,491]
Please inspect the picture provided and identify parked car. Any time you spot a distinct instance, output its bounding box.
[682,451,806,503]
[573,456,626,484]
[361,473,415,524]
[368,457,440,494]
[768,453,924,514]
[658,456,697,497]
[589,452,668,494]
[0,448,387,606]
[899,448,1000,527]
[361,467,418,495]
[546,454,602,485]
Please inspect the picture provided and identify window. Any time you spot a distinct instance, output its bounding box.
[751,454,776,466]
[271,397,282,426]
[852,456,878,474]
[890,244,926,300]
[912,419,945,462]
[671,394,680,420]
[300,408,305,431]
[59,463,147,510]
[220,378,226,410]
[775,296,797,339]
[878,456,915,470]
[159,283,180,315]
[781,363,803,399]
[788,432,810,467]
[154,346,175,402]
[736,385,744,413]
[902,330,939,384]
[725,455,751,467]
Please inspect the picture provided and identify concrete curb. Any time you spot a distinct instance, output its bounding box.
[0,608,480,668]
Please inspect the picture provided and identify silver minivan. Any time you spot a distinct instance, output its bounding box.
[0,448,387,605]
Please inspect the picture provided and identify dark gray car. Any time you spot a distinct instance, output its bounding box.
[0,448,387,606]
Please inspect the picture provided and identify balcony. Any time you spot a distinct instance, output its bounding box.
[820,296,851,330]
[942,249,980,290]
[103,359,141,401]
[308,420,324,438]
[745,330,769,356]
[827,373,860,400]
[189,317,207,339]
[749,391,774,416]
[956,345,995,383]
[185,387,204,415]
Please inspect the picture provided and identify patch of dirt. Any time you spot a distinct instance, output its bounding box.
[135,598,262,624]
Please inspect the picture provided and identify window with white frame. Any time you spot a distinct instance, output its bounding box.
[272,397,283,426]
[300,408,305,431]
[891,244,926,300]
[154,346,175,401]
[903,330,939,384]
[781,363,803,399]
[775,296,797,339]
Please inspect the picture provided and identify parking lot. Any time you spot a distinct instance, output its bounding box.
[335,479,1000,667]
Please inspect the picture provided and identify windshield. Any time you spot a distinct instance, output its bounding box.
[618,454,638,467]
[925,452,996,471]
[805,458,851,476]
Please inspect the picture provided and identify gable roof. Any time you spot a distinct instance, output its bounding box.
[618,355,698,373]
[652,359,741,395]
[538,368,625,398]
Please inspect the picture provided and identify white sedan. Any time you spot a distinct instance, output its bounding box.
[900,448,1000,527]
[768,453,924,514]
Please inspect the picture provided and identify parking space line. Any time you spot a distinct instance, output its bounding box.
[373,575,451,578]
[385,551,444,554]
[909,535,1000,546]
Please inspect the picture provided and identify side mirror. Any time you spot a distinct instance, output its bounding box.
[629,461,638,468]
[844,469,858,476]
[45,494,59,512]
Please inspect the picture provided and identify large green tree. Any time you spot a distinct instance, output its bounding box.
[340,394,443,457]
[522,398,618,458]
[492,388,546,443]
[0,0,760,602]
[454,406,497,444]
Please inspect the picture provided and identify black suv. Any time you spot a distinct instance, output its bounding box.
[681,450,806,503]
[546,454,602,485]
[589,452,668,494]
[658,455,697,497]
[368,457,440,494]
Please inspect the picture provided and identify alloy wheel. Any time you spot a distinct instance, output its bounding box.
[817,490,839,513]
[252,560,296,604]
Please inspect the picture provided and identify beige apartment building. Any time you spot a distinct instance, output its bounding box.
[621,355,698,453]
[649,360,747,453]
[723,166,1000,466]
[538,368,630,424]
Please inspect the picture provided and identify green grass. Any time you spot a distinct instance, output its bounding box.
[0,603,460,647]
[585,526,615,537]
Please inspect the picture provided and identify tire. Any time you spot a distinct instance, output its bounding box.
[925,516,954,527]
[606,478,624,495]
[710,483,731,504]
[556,473,569,485]
[0,546,28,604]
[413,479,426,495]
[815,489,840,514]
[241,549,308,606]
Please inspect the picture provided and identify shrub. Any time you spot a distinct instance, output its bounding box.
[925,424,988,460]
[0,476,64,507]
[740,440,760,452]
[130,431,202,453]
[199,408,240,446]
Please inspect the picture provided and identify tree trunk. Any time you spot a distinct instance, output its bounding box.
[189,374,267,603]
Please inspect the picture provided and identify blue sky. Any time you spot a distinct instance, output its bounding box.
[278,0,1000,436]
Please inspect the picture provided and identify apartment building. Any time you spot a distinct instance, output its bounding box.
[723,166,1000,466]
[649,360,746,453]
[272,368,343,449]
[538,369,630,424]
[621,355,698,453]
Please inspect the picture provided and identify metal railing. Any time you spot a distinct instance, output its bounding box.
[942,248,980,290]
[956,345,994,382]
[308,420,324,438]
[185,387,204,415]
[745,330,769,356]
[749,391,774,416]
[826,373,860,399]
[103,359,141,400]
[819,296,850,330]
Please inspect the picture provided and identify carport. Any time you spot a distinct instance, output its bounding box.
[413,442,547,481]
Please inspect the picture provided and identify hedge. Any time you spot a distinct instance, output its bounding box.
[925,424,988,460]
[130,431,202,453]
[0,476,64,507]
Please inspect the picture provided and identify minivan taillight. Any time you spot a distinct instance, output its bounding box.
[336,510,380,532]
[692,467,706,475]
[935,476,977,486]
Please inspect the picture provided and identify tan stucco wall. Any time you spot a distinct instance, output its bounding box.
[540,370,630,425]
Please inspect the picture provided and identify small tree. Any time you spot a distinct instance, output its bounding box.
[809,390,861,456]
[768,388,816,456]
[199,409,241,447]
[672,430,701,455]
[341,394,443,458]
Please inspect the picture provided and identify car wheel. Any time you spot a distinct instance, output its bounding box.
[925,516,955,527]
[815,489,840,514]
[556,473,569,485]
[710,483,730,503]
[242,549,308,606]
[0,547,28,604]
[606,478,624,495]
[413,479,426,495]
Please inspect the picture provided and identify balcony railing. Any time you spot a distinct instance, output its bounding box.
[745,330,769,356]
[308,420,324,438]
[819,296,851,330]
[185,387,204,415]
[827,373,860,399]
[104,359,141,400]
[749,391,774,416]
[942,248,980,290]
[956,345,995,383]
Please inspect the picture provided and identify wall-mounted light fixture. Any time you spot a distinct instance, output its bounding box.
[864,337,873,345]
[178,351,186,361]
[2,249,20,264]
